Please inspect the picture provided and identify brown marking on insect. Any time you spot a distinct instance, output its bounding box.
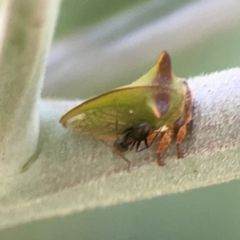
[156,51,172,85]
[146,129,164,143]
[173,81,193,160]
[152,51,173,117]
[147,132,158,143]
[156,80,193,165]
[154,91,170,116]
[183,81,193,124]
[152,104,161,118]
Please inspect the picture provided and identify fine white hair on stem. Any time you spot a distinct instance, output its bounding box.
[0,68,240,230]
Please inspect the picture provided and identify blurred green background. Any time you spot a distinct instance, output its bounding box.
[1,0,240,239]
[42,0,240,99]
[2,180,240,240]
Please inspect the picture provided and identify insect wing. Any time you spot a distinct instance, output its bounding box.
[60,86,160,140]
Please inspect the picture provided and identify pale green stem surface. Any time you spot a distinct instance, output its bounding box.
[0,0,60,175]
[0,68,240,230]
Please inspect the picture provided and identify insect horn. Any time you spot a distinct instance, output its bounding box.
[157,51,171,72]
[154,50,173,86]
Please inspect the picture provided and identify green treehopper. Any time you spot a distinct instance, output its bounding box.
[60,51,193,171]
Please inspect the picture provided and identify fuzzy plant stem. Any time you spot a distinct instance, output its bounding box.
[0,68,239,230]
[0,0,60,176]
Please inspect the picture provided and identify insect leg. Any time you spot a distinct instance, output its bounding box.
[175,124,187,159]
[135,141,142,152]
[174,116,186,159]
[174,82,193,159]
[156,130,173,166]
[129,140,136,151]
[119,154,131,172]
[135,130,160,152]
[147,131,160,148]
